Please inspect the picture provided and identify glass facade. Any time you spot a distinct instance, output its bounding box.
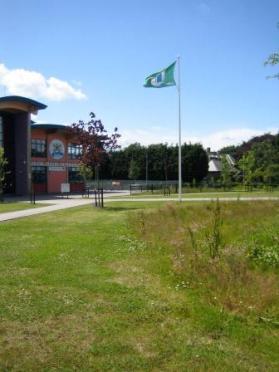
[32,166,47,184]
[31,139,47,157]
[68,166,82,182]
[0,116,3,148]
[68,143,82,160]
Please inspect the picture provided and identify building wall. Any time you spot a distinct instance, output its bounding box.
[14,112,31,195]
[1,112,30,195]
[31,128,84,193]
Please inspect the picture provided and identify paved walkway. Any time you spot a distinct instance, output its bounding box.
[0,191,128,223]
[0,193,278,223]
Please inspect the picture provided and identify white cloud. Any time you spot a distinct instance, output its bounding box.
[0,63,86,101]
[119,127,278,150]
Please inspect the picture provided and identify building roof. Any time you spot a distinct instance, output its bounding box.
[31,123,73,135]
[31,123,68,130]
[207,152,236,173]
[0,96,47,113]
[208,158,222,172]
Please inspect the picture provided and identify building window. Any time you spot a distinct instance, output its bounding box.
[68,143,82,160]
[32,166,47,184]
[0,117,3,148]
[68,167,82,182]
[31,139,47,157]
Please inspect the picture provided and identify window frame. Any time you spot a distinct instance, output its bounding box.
[68,166,83,183]
[31,138,47,158]
[32,165,47,184]
[68,143,82,160]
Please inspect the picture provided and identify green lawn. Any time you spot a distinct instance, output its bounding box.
[121,190,279,199]
[0,202,49,213]
[0,201,278,371]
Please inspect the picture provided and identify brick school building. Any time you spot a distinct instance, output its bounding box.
[0,95,84,195]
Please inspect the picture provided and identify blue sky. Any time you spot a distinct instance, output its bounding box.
[0,0,278,149]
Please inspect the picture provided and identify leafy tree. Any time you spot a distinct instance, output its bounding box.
[125,143,146,179]
[110,150,128,179]
[0,147,8,199]
[238,151,257,187]
[182,143,208,183]
[218,145,237,159]
[264,22,279,79]
[70,112,120,182]
[220,155,232,189]
[219,133,279,161]
[79,164,93,183]
[128,159,141,181]
[263,164,279,185]
[108,142,208,182]
[147,143,174,181]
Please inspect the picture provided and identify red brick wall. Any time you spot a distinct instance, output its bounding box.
[31,128,84,193]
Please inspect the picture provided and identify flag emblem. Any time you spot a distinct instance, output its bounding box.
[144,62,176,88]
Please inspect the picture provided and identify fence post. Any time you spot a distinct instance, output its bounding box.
[94,190,97,207]
[30,184,35,204]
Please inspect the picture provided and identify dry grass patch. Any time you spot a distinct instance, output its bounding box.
[0,312,96,370]
[129,201,279,319]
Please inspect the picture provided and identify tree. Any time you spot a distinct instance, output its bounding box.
[70,112,120,183]
[220,155,232,189]
[128,159,141,181]
[0,147,8,200]
[218,145,237,159]
[79,164,93,183]
[181,143,208,183]
[238,151,257,188]
[125,143,146,179]
[264,22,279,79]
[263,164,279,185]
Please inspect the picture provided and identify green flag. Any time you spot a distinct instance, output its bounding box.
[144,61,176,88]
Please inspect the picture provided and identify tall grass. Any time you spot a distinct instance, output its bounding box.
[128,201,279,319]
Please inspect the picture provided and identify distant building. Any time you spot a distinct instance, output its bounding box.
[0,95,84,195]
[207,148,236,178]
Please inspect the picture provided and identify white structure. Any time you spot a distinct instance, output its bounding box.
[207,149,235,178]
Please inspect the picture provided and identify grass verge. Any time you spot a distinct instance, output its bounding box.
[0,201,278,371]
[118,190,279,199]
[0,202,49,213]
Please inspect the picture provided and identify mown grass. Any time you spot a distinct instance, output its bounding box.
[122,190,279,199]
[0,202,48,213]
[0,201,278,371]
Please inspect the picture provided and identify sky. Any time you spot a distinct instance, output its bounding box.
[0,0,278,150]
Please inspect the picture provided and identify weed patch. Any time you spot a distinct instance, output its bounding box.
[129,201,279,319]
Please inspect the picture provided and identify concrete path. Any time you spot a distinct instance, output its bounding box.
[0,193,278,223]
[0,191,129,223]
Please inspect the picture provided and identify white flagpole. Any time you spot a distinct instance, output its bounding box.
[177,56,182,202]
